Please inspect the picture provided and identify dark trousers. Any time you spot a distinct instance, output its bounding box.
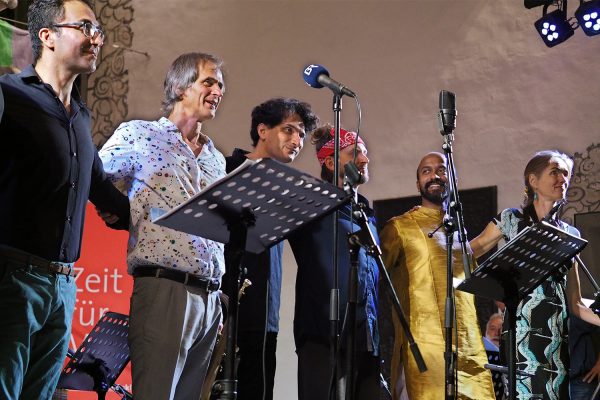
[236,331,277,400]
[297,340,380,400]
[570,377,600,400]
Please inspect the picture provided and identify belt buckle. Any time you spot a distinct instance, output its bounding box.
[48,261,60,274]
[193,275,207,290]
[208,279,218,292]
[49,261,71,276]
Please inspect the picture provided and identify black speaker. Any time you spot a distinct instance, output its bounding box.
[524,0,553,9]
[373,186,497,241]
[574,212,600,299]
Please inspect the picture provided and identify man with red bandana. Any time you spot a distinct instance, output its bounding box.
[289,125,380,400]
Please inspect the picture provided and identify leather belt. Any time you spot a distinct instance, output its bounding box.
[133,266,220,292]
[0,246,75,277]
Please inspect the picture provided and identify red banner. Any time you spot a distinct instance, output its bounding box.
[66,203,133,399]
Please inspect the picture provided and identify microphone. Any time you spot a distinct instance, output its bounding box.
[438,90,457,135]
[302,64,356,98]
[344,162,365,186]
[542,199,565,222]
[343,162,365,197]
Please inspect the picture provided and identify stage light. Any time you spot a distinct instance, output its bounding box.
[534,8,575,47]
[575,0,600,36]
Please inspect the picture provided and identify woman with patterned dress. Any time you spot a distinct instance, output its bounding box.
[470,150,600,400]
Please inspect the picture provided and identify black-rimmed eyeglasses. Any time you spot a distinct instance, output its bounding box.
[52,21,105,41]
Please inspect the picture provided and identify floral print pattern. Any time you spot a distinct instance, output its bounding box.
[99,117,226,278]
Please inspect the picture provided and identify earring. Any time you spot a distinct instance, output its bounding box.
[533,191,538,201]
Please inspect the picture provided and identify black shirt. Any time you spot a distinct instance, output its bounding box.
[223,148,283,333]
[289,194,380,353]
[0,66,129,262]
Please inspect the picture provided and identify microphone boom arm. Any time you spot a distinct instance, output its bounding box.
[351,206,427,373]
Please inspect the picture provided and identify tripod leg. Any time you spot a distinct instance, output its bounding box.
[506,306,517,400]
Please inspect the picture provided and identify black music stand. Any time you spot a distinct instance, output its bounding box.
[153,158,351,400]
[57,311,131,400]
[457,221,587,400]
[484,347,507,400]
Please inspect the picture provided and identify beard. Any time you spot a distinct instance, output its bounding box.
[419,179,448,205]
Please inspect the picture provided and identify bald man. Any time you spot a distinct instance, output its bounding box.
[380,152,494,400]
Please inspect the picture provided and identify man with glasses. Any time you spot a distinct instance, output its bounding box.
[52,19,105,42]
[0,1,127,399]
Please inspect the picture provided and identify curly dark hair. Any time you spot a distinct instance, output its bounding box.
[249,98,319,147]
[28,0,95,62]
[311,123,335,182]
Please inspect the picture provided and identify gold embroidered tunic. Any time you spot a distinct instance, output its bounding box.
[380,206,494,400]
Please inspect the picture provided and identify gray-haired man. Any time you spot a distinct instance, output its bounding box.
[99,52,226,400]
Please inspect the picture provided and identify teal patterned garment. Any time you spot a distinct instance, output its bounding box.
[493,205,578,400]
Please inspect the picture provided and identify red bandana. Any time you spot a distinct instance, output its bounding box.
[316,128,364,165]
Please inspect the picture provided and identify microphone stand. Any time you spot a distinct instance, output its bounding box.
[345,226,361,400]
[329,93,342,400]
[438,112,472,400]
[440,136,472,279]
[345,198,428,378]
[440,200,457,400]
[341,168,427,400]
[543,205,600,315]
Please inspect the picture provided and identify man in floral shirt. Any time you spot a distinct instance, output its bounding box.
[99,52,226,400]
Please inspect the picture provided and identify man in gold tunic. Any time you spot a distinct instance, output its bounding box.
[380,152,494,400]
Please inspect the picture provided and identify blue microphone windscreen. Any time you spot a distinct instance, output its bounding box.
[302,64,329,89]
